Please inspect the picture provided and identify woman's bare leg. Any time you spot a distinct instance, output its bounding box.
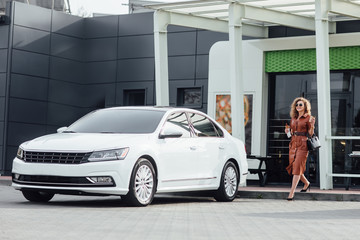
[300,174,310,190]
[288,175,300,199]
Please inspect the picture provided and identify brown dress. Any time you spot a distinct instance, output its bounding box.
[286,114,312,175]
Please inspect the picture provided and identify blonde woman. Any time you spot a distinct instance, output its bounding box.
[285,97,315,200]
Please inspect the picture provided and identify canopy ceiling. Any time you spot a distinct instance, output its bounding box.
[146,0,360,37]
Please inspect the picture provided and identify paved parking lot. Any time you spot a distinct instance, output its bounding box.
[1,185,359,240]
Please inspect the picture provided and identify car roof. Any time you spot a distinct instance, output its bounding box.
[99,106,205,115]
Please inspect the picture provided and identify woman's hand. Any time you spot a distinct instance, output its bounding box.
[309,116,316,126]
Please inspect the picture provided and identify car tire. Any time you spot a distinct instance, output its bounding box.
[22,190,54,203]
[123,158,157,207]
[214,161,239,202]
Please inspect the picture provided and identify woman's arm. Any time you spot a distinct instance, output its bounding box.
[308,116,315,136]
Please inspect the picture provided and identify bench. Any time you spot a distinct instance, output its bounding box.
[247,155,276,187]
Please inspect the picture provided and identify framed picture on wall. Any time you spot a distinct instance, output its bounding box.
[215,94,253,154]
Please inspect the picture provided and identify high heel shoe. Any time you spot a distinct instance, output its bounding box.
[287,197,294,201]
[300,184,310,192]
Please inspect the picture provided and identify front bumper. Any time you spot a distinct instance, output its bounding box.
[12,158,131,196]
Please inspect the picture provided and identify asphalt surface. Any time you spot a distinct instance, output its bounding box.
[1,183,360,240]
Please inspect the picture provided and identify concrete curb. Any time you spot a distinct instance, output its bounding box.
[238,188,360,202]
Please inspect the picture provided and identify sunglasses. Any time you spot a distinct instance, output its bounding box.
[296,103,303,107]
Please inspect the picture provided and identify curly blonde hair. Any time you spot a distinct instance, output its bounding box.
[290,97,311,119]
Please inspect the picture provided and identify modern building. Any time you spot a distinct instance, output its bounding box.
[1,0,360,190]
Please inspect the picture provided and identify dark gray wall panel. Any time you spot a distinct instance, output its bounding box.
[83,83,116,108]
[85,15,119,38]
[11,50,49,78]
[85,38,117,61]
[117,58,154,82]
[6,146,17,171]
[0,73,5,96]
[0,26,9,48]
[13,2,51,31]
[195,79,208,104]
[196,31,228,55]
[0,122,3,145]
[118,12,153,36]
[86,61,117,84]
[48,80,83,107]
[10,74,48,101]
[0,49,7,72]
[116,81,154,106]
[196,55,209,79]
[47,103,85,126]
[51,34,84,61]
[50,57,84,83]
[13,26,50,54]
[7,122,47,146]
[117,35,154,59]
[0,147,3,172]
[168,31,196,56]
[52,11,84,38]
[168,56,195,80]
[0,97,4,120]
[8,98,47,125]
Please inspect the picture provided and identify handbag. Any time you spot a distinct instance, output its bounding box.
[307,134,321,151]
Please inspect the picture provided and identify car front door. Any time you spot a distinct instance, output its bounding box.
[157,112,200,190]
[187,112,225,186]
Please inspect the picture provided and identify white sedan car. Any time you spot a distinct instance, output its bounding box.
[12,107,248,206]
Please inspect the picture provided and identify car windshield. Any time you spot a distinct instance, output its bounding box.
[66,109,166,134]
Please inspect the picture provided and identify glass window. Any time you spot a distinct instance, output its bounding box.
[177,88,202,107]
[66,109,165,134]
[188,113,218,137]
[163,112,191,138]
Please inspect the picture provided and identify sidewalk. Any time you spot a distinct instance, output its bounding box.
[2,176,360,201]
[238,185,360,201]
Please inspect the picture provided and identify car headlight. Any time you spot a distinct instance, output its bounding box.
[88,148,129,162]
[17,147,24,160]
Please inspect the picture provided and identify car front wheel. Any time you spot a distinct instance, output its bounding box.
[123,158,156,207]
[214,161,239,202]
[22,190,54,202]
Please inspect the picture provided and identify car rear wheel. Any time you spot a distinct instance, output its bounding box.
[22,190,54,202]
[214,161,239,202]
[123,158,156,207]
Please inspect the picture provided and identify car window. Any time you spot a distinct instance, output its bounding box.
[213,123,224,137]
[163,112,191,138]
[66,109,165,134]
[188,113,218,137]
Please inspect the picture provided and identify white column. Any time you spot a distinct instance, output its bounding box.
[228,3,245,141]
[315,0,333,189]
[154,11,170,106]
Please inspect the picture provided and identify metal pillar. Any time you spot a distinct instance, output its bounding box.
[154,11,170,106]
[228,3,245,141]
[315,0,333,189]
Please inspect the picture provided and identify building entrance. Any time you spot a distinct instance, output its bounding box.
[268,71,360,187]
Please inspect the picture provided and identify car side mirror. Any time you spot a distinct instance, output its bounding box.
[159,127,183,139]
[57,127,68,133]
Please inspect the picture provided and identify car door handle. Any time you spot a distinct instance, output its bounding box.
[219,146,225,150]
[190,146,197,150]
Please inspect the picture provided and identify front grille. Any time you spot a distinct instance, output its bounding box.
[24,151,91,164]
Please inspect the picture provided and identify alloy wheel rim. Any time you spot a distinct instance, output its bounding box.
[135,165,154,204]
[224,166,237,197]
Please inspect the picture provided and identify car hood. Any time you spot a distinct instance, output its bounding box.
[21,133,152,152]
